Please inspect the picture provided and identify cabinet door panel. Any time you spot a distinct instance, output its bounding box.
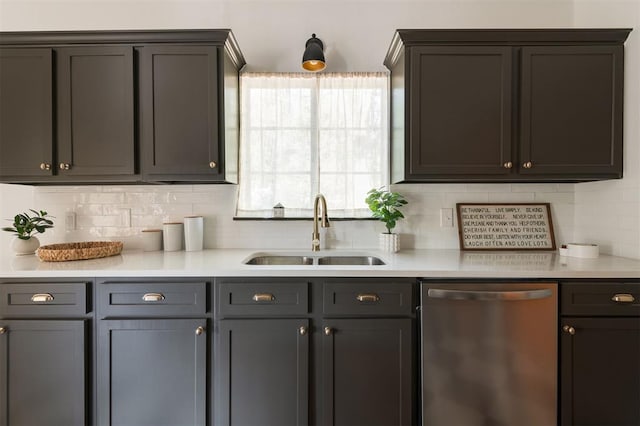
[97,319,207,426]
[216,319,309,426]
[0,48,53,178]
[57,46,135,176]
[408,46,513,177]
[521,46,623,177]
[0,320,87,426]
[140,45,221,181]
[322,318,413,426]
[561,317,640,426]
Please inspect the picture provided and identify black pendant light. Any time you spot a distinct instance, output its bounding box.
[302,33,326,72]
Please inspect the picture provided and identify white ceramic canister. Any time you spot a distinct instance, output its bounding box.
[184,216,204,251]
[163,222,184,252]
[141,229,163,251]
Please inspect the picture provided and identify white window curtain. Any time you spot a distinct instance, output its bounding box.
[237,72,389,217]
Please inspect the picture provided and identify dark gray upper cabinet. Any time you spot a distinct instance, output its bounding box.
[520,45,623,177]
[57,46,135,177]
[0,48,53,179]
[385,29,631,183]
[0,30,245,184]
[140,45,223,182]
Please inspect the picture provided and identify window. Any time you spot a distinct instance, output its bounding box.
[237,72,389,218]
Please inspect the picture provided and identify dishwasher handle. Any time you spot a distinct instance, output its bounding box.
[427,288,553,301]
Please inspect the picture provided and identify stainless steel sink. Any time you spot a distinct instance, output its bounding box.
[317,256,385,265]
[244,255,314,265]
[243,253,386,266]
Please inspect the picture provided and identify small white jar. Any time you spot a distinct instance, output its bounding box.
[141,229,163,252]
[183,216,204,252]
[163,222,184,252]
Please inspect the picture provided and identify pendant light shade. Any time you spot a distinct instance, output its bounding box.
[302,33,326,72]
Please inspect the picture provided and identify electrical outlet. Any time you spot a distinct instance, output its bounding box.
[440,208,454,228]
[65,211,76,231]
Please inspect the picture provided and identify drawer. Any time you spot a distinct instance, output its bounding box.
[98,280,207,318]
[561,282,640,316]
[323,279,414,316]
[217,280,309,317]
[0,282,89,317]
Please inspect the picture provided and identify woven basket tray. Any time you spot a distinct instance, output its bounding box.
[37,241,123,262]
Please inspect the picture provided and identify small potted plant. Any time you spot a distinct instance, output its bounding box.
[365,187,408,252]
[2,209,54,255]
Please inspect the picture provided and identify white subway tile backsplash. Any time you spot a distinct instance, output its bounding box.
[488,192,535,202]
[17,182,586,252]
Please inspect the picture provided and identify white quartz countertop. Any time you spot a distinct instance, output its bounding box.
[1,248,639,279]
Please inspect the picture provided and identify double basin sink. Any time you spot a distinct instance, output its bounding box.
[244,253,386,266]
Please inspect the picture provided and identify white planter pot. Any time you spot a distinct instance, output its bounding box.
[379,233,399,252]
[11,236,40,255]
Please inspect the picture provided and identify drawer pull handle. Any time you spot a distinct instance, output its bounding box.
[612,293,635,303]
[356,293,380,303]
[142,293,165,302]
[563,325,576,335]
[0,327,6,334]
[195,326,205,336]
[252,293,275,302]
[31,293,54,303]
[299,326,308,335]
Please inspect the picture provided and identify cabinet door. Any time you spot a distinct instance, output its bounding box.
[216,319,309,426]
[140,45,222,181]
[97,319,207,426]
[56,46,135,176]
[408,46,513,178]
[520,46,623,178]
[0,320,87,426]
[0,48,53,179]
[561,317,640,426]
[322,318,413,426]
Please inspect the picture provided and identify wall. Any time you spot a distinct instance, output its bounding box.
[0,0,636,258]
[572,0,640,259]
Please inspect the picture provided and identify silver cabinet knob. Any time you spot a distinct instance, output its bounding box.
[324,326,333,336]
[523,161,533,169]
[0,327,6,334]
[40,162,51,171]
[299,326,307,336]
[195,326,205,336]
[59,163,71,170]
[209,161,217,169]
[563,325,576,335]
[503,161,513,169]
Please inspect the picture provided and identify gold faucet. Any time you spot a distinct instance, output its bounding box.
[312,194,330,251]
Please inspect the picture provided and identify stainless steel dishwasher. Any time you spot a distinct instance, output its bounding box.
[420,282,557,426]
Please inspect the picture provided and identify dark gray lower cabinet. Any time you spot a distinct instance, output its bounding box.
[216,319,309,426]
[0,320,87,426]
[561,317,640,426]
[322,319,413,426]
[97,319,207,426]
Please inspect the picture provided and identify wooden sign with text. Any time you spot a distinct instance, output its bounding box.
[456,203,556,251]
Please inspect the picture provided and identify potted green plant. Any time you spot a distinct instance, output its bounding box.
[365,187,408,252]
[2,209,54,255]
